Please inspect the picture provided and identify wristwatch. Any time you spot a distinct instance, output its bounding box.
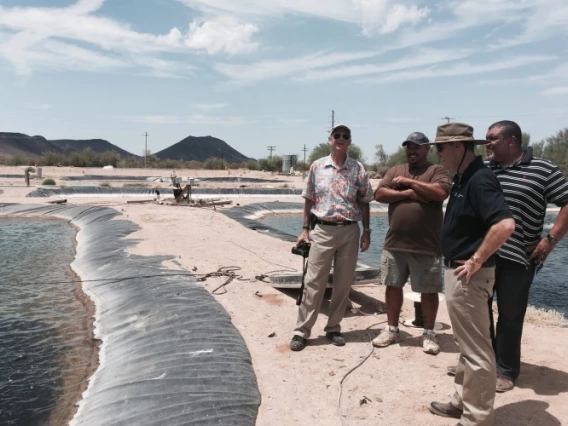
[546,233,559,245]
[469,255,482,265]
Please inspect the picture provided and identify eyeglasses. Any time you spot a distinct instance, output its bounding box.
[435,144,445,153]
[333,133,351,140]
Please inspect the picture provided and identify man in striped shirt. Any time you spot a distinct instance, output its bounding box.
[485,120,568,392]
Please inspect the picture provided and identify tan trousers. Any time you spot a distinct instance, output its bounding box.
[445,267,496,426]
[294,224,360,338]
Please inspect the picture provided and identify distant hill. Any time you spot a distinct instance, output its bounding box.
[154,135,250,163]
[0,132,136,158]
[0,132,250,163]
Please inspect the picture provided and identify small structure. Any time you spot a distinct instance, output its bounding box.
[282,154,298,174]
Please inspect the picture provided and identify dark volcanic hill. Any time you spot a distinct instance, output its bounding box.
[0,132,250,163]
[0,132,136,158]
[154,136,250,163]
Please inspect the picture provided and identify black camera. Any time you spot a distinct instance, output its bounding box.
[292,241,311,258]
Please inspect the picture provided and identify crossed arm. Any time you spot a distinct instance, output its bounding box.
[374,177,448,203]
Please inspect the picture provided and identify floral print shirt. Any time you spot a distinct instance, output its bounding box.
[302,155,374,221]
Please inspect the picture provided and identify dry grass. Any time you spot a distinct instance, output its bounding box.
[492,303,565,327]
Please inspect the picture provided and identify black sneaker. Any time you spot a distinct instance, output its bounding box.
[325,331,346,346]
[290,335,306,351]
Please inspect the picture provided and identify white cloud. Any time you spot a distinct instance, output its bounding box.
[0,0,258,76]
[196,103,229,111]
[297,48,472,82]
[178,0,430,36]
[542,86,568,96]
[374,4,429,35]
[184,16,259,54]
[358,55,557,84]
[215,49,381,85]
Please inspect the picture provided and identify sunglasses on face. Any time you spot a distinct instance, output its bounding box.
[435,144,445,153]
[333,133,351,140]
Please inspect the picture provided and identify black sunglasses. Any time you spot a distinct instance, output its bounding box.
[333,133,351,140]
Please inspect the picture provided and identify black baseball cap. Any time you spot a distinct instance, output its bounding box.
[402,132,429,146]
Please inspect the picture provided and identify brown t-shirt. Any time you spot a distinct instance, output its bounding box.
[378,163,452,256]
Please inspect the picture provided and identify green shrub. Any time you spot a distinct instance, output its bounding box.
[42,178,56,185]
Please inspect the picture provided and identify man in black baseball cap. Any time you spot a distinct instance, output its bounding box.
[402,132,430,146]
[373,131,452,355]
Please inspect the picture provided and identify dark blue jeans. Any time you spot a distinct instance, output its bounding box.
[488,256,536,381]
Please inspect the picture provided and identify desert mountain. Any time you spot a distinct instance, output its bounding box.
[0,132,250,163]
[154,135,250,163]
[0,132,135,159]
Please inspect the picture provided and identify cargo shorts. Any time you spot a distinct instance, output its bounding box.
[379,249,443,293]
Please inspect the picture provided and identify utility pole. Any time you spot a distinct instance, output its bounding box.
[441,116,454,123]
[267,146,276,159]
[301,144,308,164]
[144,132,148,168]
[329,110,335,132]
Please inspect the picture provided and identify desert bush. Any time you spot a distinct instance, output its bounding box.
[42,178,56,185]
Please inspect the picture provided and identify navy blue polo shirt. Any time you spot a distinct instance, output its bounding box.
[442,156,513,262]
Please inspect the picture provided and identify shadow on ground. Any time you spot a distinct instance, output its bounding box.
[496,400,561,426]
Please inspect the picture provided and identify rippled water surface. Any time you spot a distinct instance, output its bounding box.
[261,212,567,318]
[0,218,96,426]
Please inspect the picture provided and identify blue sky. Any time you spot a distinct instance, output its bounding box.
[0,0,567,162]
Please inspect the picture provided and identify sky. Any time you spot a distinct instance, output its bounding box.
[0,0,567,162]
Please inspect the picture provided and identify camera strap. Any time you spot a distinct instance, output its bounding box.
[296,257,309,306]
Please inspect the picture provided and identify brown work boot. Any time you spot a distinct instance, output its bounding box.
[429,401,463,419]
[496,376,514,393]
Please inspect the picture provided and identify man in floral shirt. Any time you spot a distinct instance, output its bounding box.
[290,123,374,351]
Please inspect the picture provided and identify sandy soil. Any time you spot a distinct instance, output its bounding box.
[1,166,567,426]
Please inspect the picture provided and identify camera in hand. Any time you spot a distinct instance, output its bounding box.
[292,241,311,258]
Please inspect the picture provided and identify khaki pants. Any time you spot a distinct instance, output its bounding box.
[294,224,360,338]
[445,267,496,426]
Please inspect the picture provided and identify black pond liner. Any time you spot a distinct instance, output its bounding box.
[27,187,303,197]
[197,177,282,183]
[60,175,156,181]
[0,204,260,426]
[221,202,303,243]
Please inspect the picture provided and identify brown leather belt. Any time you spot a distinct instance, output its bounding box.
[314,218,356,227]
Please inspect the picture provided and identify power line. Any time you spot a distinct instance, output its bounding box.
[267,146,276,158]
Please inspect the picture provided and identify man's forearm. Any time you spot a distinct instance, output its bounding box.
[409,181,448,202]
[359,202,370,229]
[303,198,315,227]
[549,204,568,241]
[472,218,515,263]
[374,188,413,203]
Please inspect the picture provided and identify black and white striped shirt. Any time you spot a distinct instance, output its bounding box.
[487,147,568,266]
